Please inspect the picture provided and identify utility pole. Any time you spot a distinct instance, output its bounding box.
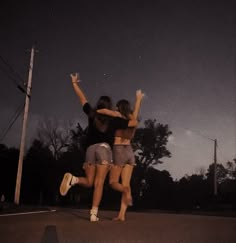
[183,128,218,197]
[14,46,36,205]
[213,139,218,196]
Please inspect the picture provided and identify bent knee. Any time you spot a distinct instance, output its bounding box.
[87,181,94,188]
[109,181,118,189]
[84,179,94,188]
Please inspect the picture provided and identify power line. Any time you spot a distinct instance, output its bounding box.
[0,55,25,84]
[0,54,29,143]
[0,65,22,86]
[217,145,235,164]
[182,126,215,142]
[0,101,25,142]
[0,55,26,94]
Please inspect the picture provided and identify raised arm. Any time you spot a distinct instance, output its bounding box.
[128,118,138,127]
[71,73,88,106]
[132,89,145,119]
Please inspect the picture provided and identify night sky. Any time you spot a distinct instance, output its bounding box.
[0,0,235,179]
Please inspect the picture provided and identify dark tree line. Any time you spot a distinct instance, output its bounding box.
[0,118,235,212]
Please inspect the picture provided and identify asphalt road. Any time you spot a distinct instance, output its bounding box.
[0,207,236,243]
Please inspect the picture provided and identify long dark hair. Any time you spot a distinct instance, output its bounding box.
[116,99,132,119]
[94,96,113,132]
[95,96,112,110]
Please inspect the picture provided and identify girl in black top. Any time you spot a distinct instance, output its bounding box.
[60,73,137,222]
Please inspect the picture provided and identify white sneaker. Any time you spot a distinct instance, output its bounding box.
[90,210,99,222]
[59,172,73,196]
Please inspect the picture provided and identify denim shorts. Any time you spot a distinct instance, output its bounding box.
[112,145,135,167]
[83,143,112,167]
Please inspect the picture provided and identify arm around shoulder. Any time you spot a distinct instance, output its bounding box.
[96,109,122,117]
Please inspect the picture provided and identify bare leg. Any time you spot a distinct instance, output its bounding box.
[109,165,131,205]
[115,164,134,221]
[89,163,110,221]
[60,164,96,196]
[109,165,123,191]
[78,164,96,188]
[92,164,109,207]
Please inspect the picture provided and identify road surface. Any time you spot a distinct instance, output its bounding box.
[0,207,235,243]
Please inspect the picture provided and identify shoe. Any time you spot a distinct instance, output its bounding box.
[60,172,73,196]
[90,209,99,222]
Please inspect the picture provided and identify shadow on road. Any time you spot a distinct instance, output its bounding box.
[40,225,59,243]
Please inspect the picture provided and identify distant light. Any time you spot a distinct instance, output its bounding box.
[168,135,175,142]
[186,130,193,136]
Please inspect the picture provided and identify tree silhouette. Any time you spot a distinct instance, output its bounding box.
[21,139,54,204]
[36,119,72,160]
[143,168,174,209]
[133,119,172,168]
[68,122,87,154]
[218,158,236,209]
[177,174,209,210]
[206,163,228,185]
[225,158,236,179]
[0,144,19,202]
[131,119,172,205]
